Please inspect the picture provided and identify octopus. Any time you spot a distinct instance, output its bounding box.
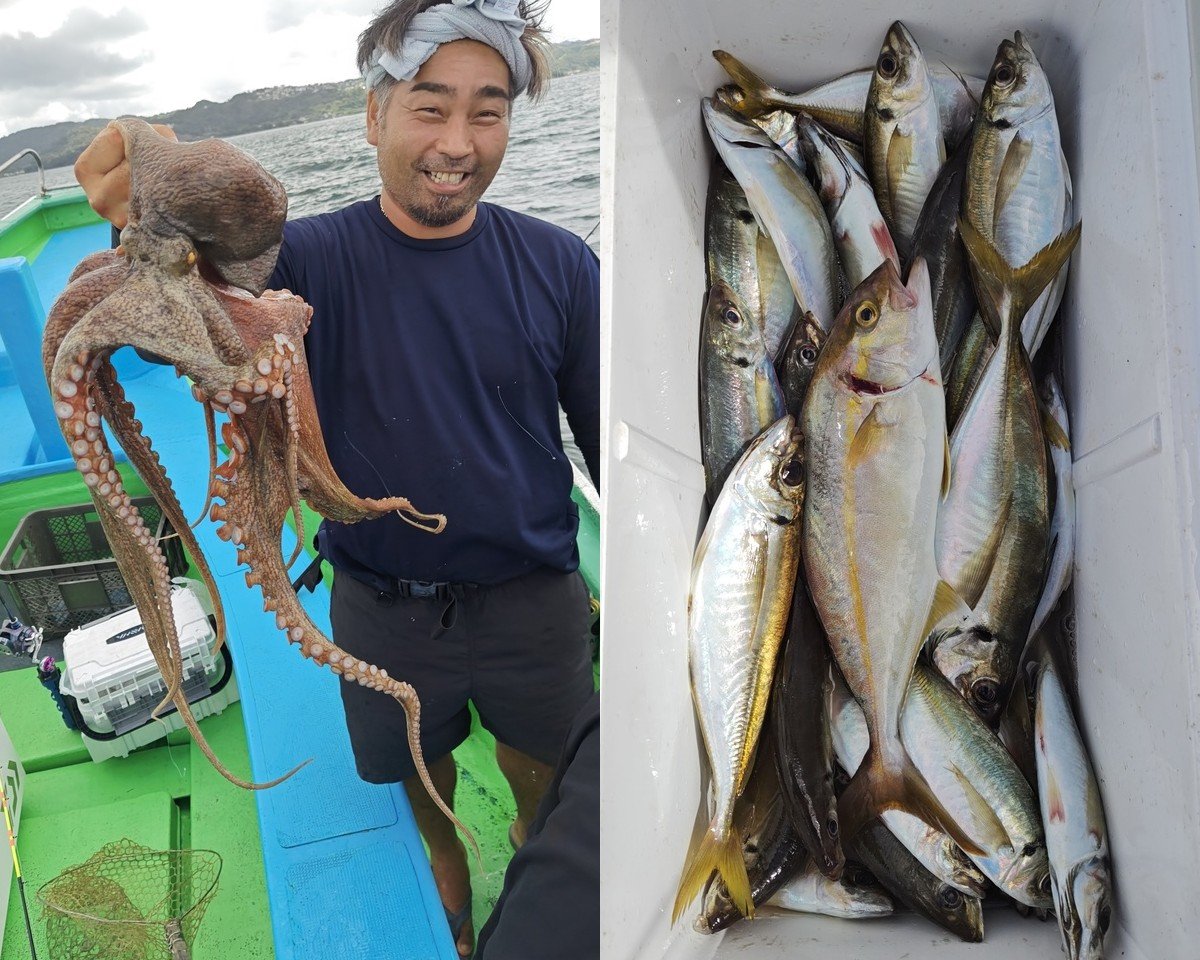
[42,118,475,855]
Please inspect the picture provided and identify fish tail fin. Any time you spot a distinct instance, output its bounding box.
[838,740,986,858]
[959,217,1082,346]
[712,50,775,116]
[672,821,752,926]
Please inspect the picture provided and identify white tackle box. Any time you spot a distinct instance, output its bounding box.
[59,578,238,762]
[599,1,1200,958]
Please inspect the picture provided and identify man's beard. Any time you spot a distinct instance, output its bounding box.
[381,159,494,229]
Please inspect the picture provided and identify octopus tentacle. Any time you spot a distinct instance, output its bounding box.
[212,404,478,861]
[191,398,220,530]
[44,121,460,832]
[92,361,230,662]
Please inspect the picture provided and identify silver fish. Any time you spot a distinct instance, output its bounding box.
[795,112,899,288]
[933,220,1080,724]
[802,256,978,857]
[700,281,786,503]
[1027,372,1074,645]
[706,164,798,360]
[703,98,839,332]
[713,50,983,149]
[864,22,946,260]
[674,416,806,923]
[829,670,988,897]
[963,31,1074,357]
[1033,634,1113,960]
[766,857,894,919]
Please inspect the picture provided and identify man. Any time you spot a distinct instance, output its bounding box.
[75,2,599,956]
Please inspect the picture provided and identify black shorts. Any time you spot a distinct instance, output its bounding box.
[328,565,595,783]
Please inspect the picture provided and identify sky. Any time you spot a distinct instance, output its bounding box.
[0,0,598,136]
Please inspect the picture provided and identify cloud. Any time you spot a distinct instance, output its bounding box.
[264,0,378,32]
[0,8,149,91]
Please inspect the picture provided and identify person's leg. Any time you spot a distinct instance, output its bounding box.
[403,755,474,957]
[469,567,595,846]
[328,572,474,953]
[494,741,554,847]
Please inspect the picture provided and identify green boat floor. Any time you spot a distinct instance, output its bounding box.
[3,792,175,960]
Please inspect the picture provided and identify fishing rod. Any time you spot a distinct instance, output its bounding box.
[0,777,37,959]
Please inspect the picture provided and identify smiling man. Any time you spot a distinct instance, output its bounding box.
[74,1,598,956]
[291,2,600,956]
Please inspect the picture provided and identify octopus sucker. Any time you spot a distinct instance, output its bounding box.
[42,119,468,849]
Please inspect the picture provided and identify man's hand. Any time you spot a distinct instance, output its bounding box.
[74,121,177,230]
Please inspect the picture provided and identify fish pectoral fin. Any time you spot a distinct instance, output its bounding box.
[947,762,1011,851]
[837,742,986,858]
[954,491,1013,610]
[1043,407,1070,451]
[923,579,972,643]
[942,432,952,500]
[848,403,890,470]
[885,127,915,218]
[994,134,1033,226]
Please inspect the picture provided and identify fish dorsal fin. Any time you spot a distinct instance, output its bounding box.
[994,134,1032,226]
[923,579,971,642]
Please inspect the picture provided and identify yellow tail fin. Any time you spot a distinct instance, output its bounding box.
[672,822,752,926]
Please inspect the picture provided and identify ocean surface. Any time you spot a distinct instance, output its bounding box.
[0,69,600,478]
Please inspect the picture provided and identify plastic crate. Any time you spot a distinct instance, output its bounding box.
[0,498,187,638]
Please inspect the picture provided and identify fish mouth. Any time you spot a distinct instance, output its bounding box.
[841,369,922,396]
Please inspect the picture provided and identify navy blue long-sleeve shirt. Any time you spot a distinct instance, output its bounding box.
[269,198,600,588]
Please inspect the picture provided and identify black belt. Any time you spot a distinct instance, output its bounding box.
[290,538,481,628]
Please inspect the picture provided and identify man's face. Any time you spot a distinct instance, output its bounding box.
[367,39,512,232]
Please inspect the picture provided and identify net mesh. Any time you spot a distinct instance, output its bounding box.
[36,839,221,960]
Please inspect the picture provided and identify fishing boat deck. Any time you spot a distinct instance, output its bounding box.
[0,187,592,959]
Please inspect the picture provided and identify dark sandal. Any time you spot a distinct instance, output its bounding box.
[444,901,472,955]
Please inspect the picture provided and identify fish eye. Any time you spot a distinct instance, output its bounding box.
[800,344,819,364]
[1098,904,1112,935]
[936,886,963,910]
[779,457,805,487]
[971,677,1000,706]
[826,817,839,838]
[994,62,1017,87]
[722,305,742,326]
[855,301,879,329]
[878,53,899,78]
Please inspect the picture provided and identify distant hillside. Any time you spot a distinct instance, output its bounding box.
[0,38,599,174]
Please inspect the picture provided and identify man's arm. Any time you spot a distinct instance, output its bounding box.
[557,241,601,493]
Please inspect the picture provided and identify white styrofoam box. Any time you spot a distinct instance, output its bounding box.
[0,717,24,950]
[599,2,1200,959]
[59,578,238,760]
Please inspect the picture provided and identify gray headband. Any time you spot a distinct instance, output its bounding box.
[363,0,532,96]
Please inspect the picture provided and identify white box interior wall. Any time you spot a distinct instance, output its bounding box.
[599,2,1200,959]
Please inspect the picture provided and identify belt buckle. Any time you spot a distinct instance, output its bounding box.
[409,581,440,599]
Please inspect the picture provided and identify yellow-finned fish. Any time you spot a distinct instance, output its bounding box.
[801,256,980,858]
[674,415,805,924]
